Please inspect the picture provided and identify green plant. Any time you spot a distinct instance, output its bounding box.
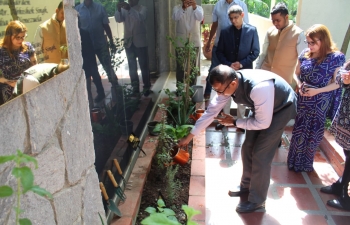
[165,165,182,204]
[0,150,52,225]
[141,198,201,225]
[155,104,174,169]
[154,124,193,142]
[166,36,198,126]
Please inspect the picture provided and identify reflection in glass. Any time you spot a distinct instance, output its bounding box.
[0,1,68,106]
[0,20,37,105]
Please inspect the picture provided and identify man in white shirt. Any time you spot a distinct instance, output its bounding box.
[115,0,152,96]
[172,0,204,87]
[204,0,249,131]
[179,65,297,213]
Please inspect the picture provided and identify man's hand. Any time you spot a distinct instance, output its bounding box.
[214,112,235,127]
[178,133,194,147]
[205,41,212,52]
[189,0,197,9]
[117,2,130,11]
[231,62,241,70]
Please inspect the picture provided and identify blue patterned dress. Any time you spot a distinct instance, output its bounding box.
[0,42,35,105]
[330,67,350,151]
[288,49,345,172]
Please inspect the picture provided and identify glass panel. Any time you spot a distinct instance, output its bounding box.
[0,0,68,106]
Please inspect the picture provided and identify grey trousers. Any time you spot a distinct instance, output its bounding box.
[240,102,296,204]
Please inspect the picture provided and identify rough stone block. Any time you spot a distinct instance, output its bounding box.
[82,168,106,225]
[54,183,82,225]
[33,144,65,194]
[61,77,95,184]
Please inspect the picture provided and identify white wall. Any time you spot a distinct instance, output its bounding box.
[298,0,350,58]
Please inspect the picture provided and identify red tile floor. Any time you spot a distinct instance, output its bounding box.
[188,125,350,225]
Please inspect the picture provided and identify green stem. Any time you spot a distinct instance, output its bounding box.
[16,160,20,225]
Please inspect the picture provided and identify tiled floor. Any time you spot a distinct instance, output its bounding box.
[188,124,350,225]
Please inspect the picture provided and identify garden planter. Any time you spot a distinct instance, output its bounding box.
[119,120,133,136]
[191,85,204,103]
[171,145,190,166]
[91,108,103,123]
[147,121,160,136]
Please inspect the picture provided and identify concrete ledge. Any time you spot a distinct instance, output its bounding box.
[319,129,345,177]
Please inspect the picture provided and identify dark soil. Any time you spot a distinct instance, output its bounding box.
[135,144,192,225]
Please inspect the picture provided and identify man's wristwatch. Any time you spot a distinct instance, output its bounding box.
[233,118,237,126]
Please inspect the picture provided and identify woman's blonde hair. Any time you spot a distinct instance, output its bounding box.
[305,24,337,64]
[0,20,28,57]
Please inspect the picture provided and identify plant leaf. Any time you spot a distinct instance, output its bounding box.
[182,205,201,221]
[157,198,166,208]
[144,207,157,214]
[0,185,13,197]
[12,167,34,193]
[30,185,52,199]
[0,155,15,164]
[141,213,180,225]
[19,218,32,225]
[98,212,105,225]
[162,208,176,216]
[19,154,38,169]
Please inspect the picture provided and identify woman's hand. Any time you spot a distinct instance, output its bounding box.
[341,70,350,85]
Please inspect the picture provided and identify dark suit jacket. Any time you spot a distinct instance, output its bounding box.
[216,23,260,69]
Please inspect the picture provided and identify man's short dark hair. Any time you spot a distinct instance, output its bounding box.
[58,1,63,9]
[271,2,289,16]
[209,65,237,85]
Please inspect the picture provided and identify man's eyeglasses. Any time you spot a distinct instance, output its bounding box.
[14,34,27,41]
[212,78,234,94]
[304,39,320,46]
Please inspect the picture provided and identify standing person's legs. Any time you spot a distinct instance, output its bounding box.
[327,152,350,210]
[235,104,295,212]
[135,46,151,89]
[125,44,140,93]
[83,52,105,103]
[95,46,118,85]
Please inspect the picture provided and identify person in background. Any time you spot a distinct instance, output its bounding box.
[78,20,105,109]
[76,0,118,103]
[115,0,152,97]
[34,1,67,64]
[287,24,345,172]
[256,2,307,88]
[321,60,350,211]
[172,0,203,87]
[0,21,37,105]
[203,0,249,129]
[179,65,297,213]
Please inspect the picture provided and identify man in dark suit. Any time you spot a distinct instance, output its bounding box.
[216,5,260,131]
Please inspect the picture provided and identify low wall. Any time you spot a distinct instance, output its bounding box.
[0,1,105,224]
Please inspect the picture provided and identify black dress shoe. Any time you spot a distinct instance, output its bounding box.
[327,199,350,211]
[320,185,341,195]
[236,201,265,213]
[215,123,225,130]
[236,128,245,133]
[228,186,249,197]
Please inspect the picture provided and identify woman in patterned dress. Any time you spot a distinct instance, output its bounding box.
[320,60,350,211]
[0,21,37,105]
[288,24,345,172]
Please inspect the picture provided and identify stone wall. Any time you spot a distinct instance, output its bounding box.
[0,0,105,224]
